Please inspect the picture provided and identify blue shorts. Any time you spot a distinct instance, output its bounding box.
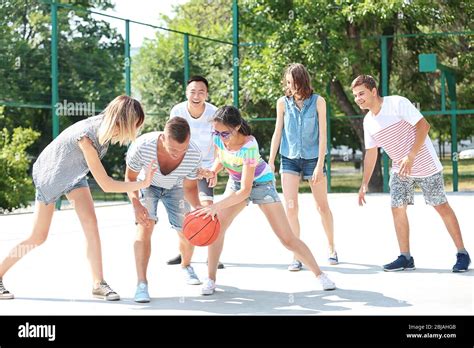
[139,185,190,230]
[280,155,326,180]
[35,176,89,205]
[226,179,281,205]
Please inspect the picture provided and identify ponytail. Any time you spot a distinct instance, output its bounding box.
[239,118,251,136]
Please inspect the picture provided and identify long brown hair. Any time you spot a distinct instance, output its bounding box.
[283,63,313,100]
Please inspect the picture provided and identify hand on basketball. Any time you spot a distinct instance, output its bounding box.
[358,184,368,206]
[192,204,219,220]
[398,154,414,177]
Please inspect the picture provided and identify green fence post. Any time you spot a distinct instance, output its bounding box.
[380,36,390,193]
[440,72,446,112]
[184,33,190,96]
[326,82,332,192]
[51,0,61,210]
[232,0,239,108]
[51,0,59,140]
[125,19,131,96]
[446,73,458,191]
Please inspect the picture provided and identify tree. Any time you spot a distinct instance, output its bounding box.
[0,107,41,211]
[240,0,473,191]
[0,0,126,178]
[133,0,473,191]
[133,0,235,133]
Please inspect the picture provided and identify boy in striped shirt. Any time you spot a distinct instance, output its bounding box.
[352,75,470,273]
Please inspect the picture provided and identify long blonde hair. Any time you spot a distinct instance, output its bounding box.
[98,95,145,146]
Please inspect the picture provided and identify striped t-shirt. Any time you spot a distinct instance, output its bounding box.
[126,132,201,189]
[214,135,274,183]
[364,96,442,178]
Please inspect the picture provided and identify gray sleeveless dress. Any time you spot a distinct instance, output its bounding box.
[32,115,109,205]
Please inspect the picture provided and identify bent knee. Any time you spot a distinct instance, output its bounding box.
[280,236,299,250]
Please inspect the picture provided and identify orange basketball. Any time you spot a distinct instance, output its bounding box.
[183,213,221,246]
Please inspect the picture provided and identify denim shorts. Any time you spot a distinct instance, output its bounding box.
[389,171,448,207]
[226,179,281,205]
[280,155,326,180]
[197,178,214,202]
[139,185,190,230]
[35,176,89,205]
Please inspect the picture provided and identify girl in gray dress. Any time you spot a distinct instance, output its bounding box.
[0,95,156,301]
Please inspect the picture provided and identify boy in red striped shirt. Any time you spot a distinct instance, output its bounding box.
[351,75,470,273]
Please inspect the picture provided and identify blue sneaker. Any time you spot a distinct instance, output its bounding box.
[383,255,415,272]
[452,252,471,272]
[182,265,202,285]
[134,281,150,303]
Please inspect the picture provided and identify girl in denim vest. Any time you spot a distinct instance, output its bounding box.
[269,63,338,271]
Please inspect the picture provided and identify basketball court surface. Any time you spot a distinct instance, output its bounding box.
[0,192,472,315]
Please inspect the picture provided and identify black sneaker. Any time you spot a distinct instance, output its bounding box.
[167,254,182,265]
[383,255,415,272]
[452,252,471,272]
[0,278,14,300]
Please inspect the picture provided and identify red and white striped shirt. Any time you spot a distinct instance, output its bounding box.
[364,96,442,178]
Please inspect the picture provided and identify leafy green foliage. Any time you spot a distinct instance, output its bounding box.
[0,107,40,211]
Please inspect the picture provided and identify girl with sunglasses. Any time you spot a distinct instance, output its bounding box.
[193,105,336,295]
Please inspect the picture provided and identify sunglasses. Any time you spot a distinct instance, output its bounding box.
[212,130,232,140]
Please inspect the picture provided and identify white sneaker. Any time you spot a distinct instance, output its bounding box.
[0,278,14,300]
[201,278,216,296]
[318,272,336,291]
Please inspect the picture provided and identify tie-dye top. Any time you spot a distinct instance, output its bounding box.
[214,135,274,183]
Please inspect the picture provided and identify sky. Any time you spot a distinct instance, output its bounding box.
[92,0,189,48]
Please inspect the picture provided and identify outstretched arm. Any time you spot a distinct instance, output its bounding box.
[79,137,156,193]
[313,96,328,184]
[125,166,151,227]
[268,97,285,173]
[359,147,378,206]
[193,164,256,219]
